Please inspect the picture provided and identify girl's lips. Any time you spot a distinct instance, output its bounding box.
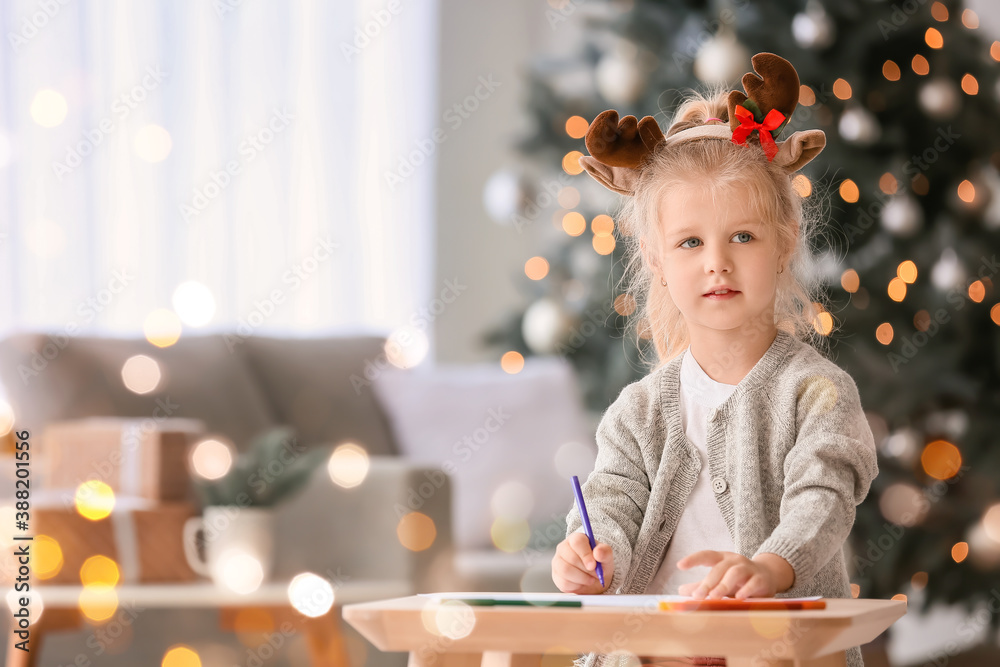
[703,290,740,300]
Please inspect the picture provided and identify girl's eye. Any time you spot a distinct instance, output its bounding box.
[733,232,753,243]
[680,238,701,249]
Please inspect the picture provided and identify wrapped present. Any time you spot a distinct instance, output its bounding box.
[42,417,205,501]
[29,493,199,584]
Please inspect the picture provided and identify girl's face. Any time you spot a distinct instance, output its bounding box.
[644,182,785,338]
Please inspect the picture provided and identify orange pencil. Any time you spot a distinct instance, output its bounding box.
[658,598,827,612]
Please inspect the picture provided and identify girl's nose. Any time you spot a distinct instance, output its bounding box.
[705,247,733,274]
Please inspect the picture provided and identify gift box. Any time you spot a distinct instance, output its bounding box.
[28,494,199,585]
[42,417,205,501]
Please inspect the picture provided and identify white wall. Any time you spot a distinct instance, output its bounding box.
[433,0,581,364]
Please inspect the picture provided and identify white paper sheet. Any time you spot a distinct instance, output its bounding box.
[418,592,824,607]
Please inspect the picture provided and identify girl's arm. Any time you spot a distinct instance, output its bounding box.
[752,370,879,591]
[565,382,652,594]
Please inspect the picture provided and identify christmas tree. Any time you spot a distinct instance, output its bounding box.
[482,0,1000,631]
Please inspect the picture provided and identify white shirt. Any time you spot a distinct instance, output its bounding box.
[644,346,738,594]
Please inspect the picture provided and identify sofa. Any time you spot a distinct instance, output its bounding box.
[0,331,597,666]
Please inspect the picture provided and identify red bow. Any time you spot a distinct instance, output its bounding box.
[731,105,786,161]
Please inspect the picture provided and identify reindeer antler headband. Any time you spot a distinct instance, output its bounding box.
[579,52,827,197]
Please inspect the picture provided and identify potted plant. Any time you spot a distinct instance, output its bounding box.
[183,426,330,590]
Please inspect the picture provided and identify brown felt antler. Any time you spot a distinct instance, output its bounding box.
[578,110,665,196]
[727,52,826,173]
[578,52,826,196]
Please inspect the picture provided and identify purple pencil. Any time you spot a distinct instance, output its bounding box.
[571,475,605,588]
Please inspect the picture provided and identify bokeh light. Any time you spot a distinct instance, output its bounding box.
[0,400,14,436]
[134,124,173,163]
[563,151,584,175]
[491,480,534,522]
[216,550,264,594]
[397,512,437,552]
[190,438,235,480]
[121,354,162,394]
[384,325,429,369]
[80,555,120,586]
[969,281,985,303]
[957,180,975,203]
[593,234,615,255]
[33,535,64,579]
[882,61,901,82]
[832,78,852,100]
[591,214,614,237]
[491,517,530,552]
[327,443,370,488]
[792,174,812,197]
[887,277,907,302]
[144,308,183,348]
[525,256,550,280]
[614,293,636,316]
[925,27,944,49]
[876,322,894,345]
[839,179,859,203]
[879,173,898,195]
[952,542,969,563]
[912,55,930,75]
[921,440,962,480]
[75,480,116,520]
[981,503,1000,543]
[562,212,586,236]
[841,269,860,293]
[287,572,335,618]
[565,116,589,139]
[173,281,217,327]
[879,483,927,527]
[30,89,67,127]
[434,600,476,640]
[162,645,201,667]
[78,585,118,622]
[501,351,524,373]
[897,261,918,284]
[558,187,580,209]
[961,74,979,95]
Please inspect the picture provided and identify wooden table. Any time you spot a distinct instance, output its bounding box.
[6,580,412,667]
[342,596,907,667]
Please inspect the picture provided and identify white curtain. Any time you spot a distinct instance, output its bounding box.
[0,0,439,348]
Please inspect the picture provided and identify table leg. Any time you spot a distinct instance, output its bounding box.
[219,605,351,667]
[726,651,847,667]
[482,653,550,667]
[407,650,483,667]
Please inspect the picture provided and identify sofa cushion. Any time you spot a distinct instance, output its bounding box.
[371,355,597,551]
[239,335,398,456]
[0,333,277,450]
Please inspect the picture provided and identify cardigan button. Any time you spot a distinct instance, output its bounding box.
[712,477,728,494]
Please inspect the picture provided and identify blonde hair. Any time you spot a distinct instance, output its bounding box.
[613,85,834,373]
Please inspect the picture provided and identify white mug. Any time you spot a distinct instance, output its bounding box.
[183,506,275,589]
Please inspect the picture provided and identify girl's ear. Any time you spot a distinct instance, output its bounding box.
[640,238,663,275]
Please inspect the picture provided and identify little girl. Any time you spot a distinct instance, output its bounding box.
[551,53,878,667]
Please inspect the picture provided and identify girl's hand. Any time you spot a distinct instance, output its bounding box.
[676,550,783,600]
[552,532,615,594]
